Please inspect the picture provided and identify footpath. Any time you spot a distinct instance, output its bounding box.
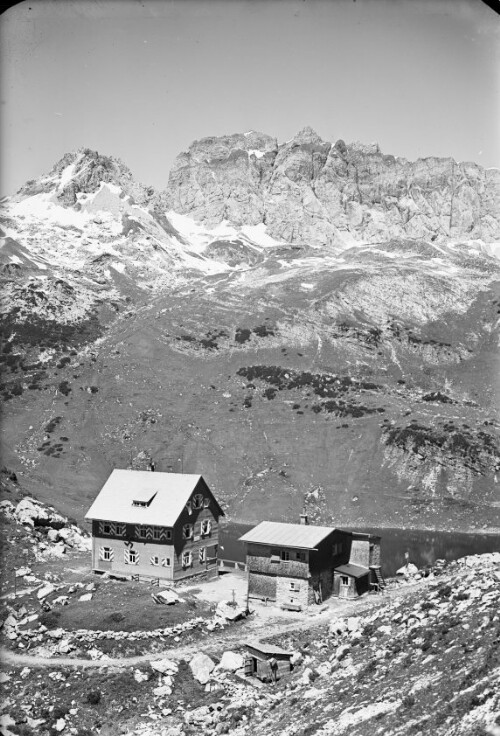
[0,579,427,669]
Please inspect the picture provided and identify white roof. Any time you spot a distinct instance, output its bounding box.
[85,469,207,526]
[239,521,335,549]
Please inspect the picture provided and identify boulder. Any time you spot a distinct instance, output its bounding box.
[218,650,244,672]
[37,583,55,600]
[396,563,419,576]
[150,658,179,675]
[189,652,215,684]
[216,600,247,621]
[156,588,181,605]
[346,617,361,632]
[78,593,93,602]
[329,618,347,636]
[153,684,172,697]
[290,651,303,667]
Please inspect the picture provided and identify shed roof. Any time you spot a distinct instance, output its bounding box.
[335,563,370,579]
[239,521,335,549]
[85,469,222,525]
[244,639,293,657]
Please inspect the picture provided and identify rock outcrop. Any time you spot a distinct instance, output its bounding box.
[162,127,500,246]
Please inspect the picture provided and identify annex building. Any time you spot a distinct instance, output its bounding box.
[239,516,381,609]
[85,469,224,583]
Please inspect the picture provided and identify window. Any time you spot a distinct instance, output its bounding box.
[200,519,211,536]
[281,550,290,561]
[296,552,306,562]
[125,549,139,565]
[183,524,193,539]
[340,575,349,586]
[185,501,192,515]
[290,581,300,591]
[132,500,148,507]
[333,543,343,556]
[193,494,203,510]
[199,547,206,563]
[149,527,171,541]
[203,498,210,508]
[162,557,171,567]
[99,522,125,536]
[182,550,192,568]
[99,547,113,561]
[138,525,149,539]
[150,555,159,566]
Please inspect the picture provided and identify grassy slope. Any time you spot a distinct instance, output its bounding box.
[2,269,499,533]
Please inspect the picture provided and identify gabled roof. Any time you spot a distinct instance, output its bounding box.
[335,563,369,579]
[239,521,336,550]
[85,469,223,525]
[244,639,293,657]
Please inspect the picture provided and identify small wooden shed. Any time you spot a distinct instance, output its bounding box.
[244,640,293,682]
[333,562,370,599]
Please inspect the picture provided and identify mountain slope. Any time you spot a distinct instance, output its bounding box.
[0,138,499,533]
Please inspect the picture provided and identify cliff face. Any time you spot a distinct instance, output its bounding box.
[163,127,500,246]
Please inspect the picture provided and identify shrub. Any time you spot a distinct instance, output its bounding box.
[401,694,416,708]
[53,705,70,719]
[10,381,23,397]
[87,689,102,705]
[437,585,452,599]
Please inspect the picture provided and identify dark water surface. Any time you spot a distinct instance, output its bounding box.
[219,521,500,578]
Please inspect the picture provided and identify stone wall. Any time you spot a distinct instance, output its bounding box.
[276,575,309,609]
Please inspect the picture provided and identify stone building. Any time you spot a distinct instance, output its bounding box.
[85,469,224,583]
[240,518,382,608]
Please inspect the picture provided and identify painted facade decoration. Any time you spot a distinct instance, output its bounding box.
[240,518,382,609]
[85,469,224,583]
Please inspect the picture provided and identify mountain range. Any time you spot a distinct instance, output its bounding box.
[1,128,499,534]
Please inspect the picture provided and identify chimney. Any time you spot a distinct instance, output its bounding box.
[299,507,309,525]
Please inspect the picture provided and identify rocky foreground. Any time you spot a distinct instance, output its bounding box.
[1,550,499,736]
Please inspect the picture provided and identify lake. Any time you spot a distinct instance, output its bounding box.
[219,521,500,578]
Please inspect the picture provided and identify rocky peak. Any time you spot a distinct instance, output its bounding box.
[288,126,328,147]
[162,128,500,246]
[17,148,155,208]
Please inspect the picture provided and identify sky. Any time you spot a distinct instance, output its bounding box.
[0,0,499,196]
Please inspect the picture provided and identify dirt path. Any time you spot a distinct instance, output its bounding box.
[1,581,426,670]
